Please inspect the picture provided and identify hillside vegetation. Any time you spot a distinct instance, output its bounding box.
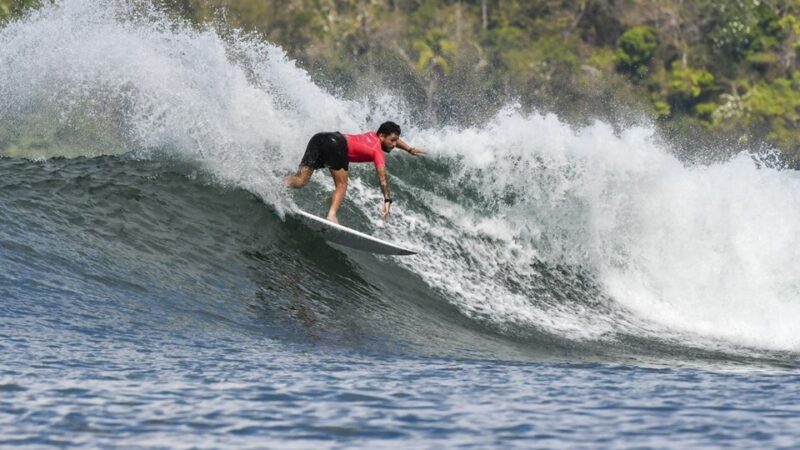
[6,0,800,162]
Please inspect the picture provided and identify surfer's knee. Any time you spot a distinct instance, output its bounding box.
[330,168,348,188]
[284,175,304,188]
[286,166,313,188]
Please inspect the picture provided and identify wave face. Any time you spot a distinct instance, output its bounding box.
[2,0,800,362]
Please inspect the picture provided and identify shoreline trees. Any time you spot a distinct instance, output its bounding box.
[6,0,800,162]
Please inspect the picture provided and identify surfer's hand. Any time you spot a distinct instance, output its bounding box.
[408,147,425,157]
[381,201,391,219]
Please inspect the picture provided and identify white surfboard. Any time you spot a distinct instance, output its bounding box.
[295,209,417,256]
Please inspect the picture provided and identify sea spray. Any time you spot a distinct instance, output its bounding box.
[0,0,373,211]
[397,110,800,351]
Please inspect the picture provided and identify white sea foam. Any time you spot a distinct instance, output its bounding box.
[404,110,800,351]
[0,0,370,211]
[3,0,799,352]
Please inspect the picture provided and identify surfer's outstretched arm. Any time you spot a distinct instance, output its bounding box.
[375,165,392,218]
[396,138,425,156]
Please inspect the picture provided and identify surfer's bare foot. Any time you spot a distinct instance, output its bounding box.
[326,215,338,224]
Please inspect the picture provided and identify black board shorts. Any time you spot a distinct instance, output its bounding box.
[300,132,349,171]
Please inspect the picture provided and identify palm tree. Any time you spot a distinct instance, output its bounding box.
[413,29,456,121]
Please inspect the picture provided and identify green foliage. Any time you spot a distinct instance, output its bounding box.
[752,2,785,50]
[707,13,756,60]
[616,26,658,78]
[503,36,579,85]
[482,26,525,53]
[741,72,800,152]
[652,99,671,119]
[588,48,616,70]
[706,0,785,62]
[413,30,456,75]
[0,0,40,21]
[669,63,715,103]
[779,13,800,35]
[694,102,718,121]
[746,51,777,66]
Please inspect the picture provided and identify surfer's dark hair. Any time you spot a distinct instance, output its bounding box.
[377,121,401,136]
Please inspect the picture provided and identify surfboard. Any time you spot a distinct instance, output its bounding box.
[294,209,417,256]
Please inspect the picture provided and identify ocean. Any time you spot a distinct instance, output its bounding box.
[2,1,800,448]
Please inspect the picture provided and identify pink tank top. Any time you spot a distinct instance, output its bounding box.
[344,132,386,168]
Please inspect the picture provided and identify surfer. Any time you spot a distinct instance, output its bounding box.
[284,121,425,223]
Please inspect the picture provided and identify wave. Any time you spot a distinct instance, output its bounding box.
[2,0,799,359]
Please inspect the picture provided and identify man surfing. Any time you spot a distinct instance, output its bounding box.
[284,121,425,223]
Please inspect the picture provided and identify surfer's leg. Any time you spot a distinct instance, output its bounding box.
[284,166,313,188]
[326,168,348,223]
[286,133,330,187]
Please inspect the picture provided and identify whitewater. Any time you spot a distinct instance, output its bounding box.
[2,0,800,448]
